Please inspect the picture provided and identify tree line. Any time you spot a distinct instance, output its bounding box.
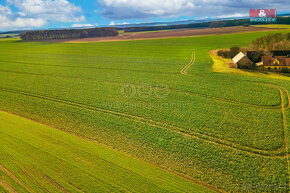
[20,27,118,41]
[249,32,290,51]
[120,17,290,33]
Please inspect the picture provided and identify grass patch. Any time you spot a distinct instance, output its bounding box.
[0,111,213,193]
[252,24,290,29]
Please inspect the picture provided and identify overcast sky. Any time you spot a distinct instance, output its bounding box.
[0,0,289,31]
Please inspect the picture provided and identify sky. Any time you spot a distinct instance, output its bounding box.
[0,0,289,31]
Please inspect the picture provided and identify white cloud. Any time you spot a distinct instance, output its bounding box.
[217,13,248,19]
[72,23,95,28]
[109,21,116,25]
[0,0,85,30]
[109,21,130,26]
[0,5,46,30]
[98,0,290,19]
[7,0,85,22]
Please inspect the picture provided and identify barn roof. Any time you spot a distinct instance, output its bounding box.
[232,52,246,64]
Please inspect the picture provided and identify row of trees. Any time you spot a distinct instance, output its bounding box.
[121,19,250,33]
[20,28,118,41]
[121,17,290,33]
[248,32,290,51]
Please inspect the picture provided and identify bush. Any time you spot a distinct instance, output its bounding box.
[217,47,240,59]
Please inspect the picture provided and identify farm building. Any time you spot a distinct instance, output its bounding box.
[232,52,253,69]
[262,56,290,72]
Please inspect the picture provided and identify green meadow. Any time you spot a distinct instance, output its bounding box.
[0,28,290,192]
[0,111,212,192]
[252,24,290,29]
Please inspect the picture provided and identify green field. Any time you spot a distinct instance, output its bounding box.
[0,29,290,192]
[0,110,212,192]
[253,24,290,29]
[0,34,18,38]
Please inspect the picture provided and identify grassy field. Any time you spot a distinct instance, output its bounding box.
[0,110,212,192]
[252,24,290,28]
[0,34,18,38]
[0,28,290,192]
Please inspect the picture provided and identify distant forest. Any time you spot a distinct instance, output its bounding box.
[20,27,118,41]
[120,17,290,33]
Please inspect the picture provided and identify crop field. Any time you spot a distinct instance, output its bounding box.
[252,24,290,29]
[66,26,280,42]
[0,29,290,192]
[0,110,212,192]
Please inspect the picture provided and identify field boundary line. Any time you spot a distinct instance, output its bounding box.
[0,165,32,193]
[0,87,286,158]
[0,60,176,75]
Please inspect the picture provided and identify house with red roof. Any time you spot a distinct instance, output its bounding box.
[262,56,290,72]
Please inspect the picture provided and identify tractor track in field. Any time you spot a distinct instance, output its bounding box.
[0,69,282,110]
[180,51,289,108]
[0,110,225,193]
[183,51,290,187]
[0,51,288,159]
[180,51,196,76]
[0,52,289,157]
[0,165,32,193]
[273,83,290,190]
[0,87,288,158]
[0,179,17,193]
[0,60,176,75]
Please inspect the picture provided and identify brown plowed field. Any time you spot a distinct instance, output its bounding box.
[66,26,281,42]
